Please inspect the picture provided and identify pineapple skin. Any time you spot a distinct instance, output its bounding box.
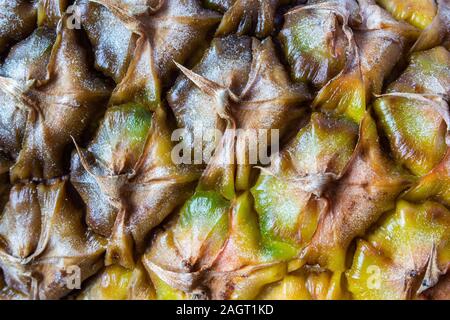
[0,0,449,300]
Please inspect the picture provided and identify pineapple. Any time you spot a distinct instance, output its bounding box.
[0,0,449,300]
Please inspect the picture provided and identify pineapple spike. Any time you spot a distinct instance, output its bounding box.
[173,60,238,125]
[76,263,155,300]
[0,0,37,54]
[143,259,204,293]
[0,76,42,117]
[403,149,450,207]
[346,200,449,299]
[0,180,105,299]
[9,15,112,182]
[70,103,199,268]
[313,57,366,123]
[417,244,444,294]
[376,92,450,145]
[375,0,437,30]
[302,112,413,272]
[214,0,282,39]
[37,0,68,28]
[285,0,360,36]
[279,0,359,88]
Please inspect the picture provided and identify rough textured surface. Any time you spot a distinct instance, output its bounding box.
[0,0,449,300]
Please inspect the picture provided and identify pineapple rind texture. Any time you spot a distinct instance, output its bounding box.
[0,0,449,300]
